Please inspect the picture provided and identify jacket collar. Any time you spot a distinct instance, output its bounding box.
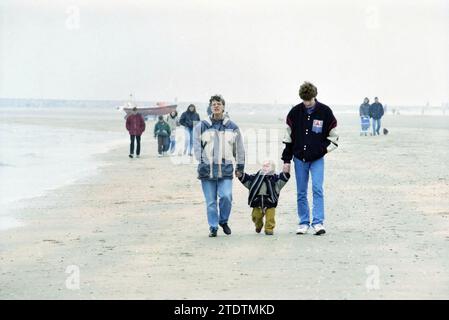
[299,99,321,113]
[204,114,230,126]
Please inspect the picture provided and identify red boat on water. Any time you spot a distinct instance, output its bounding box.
[118,95,177,119]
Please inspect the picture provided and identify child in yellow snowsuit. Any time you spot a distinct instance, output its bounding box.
[236,160,290,235]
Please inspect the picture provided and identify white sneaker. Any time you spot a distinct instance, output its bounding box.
[296,224,309,234]
[158,154,163,157]
[312,224,326,235]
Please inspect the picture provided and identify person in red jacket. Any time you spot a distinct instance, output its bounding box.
[125,107,146,158]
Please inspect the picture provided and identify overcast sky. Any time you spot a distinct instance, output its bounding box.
[1,0,448,106]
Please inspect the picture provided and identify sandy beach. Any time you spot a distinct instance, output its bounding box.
[1,107,449,299]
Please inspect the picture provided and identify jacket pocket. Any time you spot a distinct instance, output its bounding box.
[198,163,211,179]
[222,163,234,178]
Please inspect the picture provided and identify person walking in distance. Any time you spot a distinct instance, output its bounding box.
[154,115,171,157]
[179,104,200,156]
[359,97,371,136]
[165,110,180,154]
[369,97,384,136]
[126,106,145,158]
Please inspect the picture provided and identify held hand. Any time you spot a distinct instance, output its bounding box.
[235,171,242,178]
[283,163,291,173]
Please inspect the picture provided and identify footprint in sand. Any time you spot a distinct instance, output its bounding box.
[42,239,63,245]
[180,252,194,257]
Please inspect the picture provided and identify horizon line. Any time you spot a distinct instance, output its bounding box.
[0,97,447,108]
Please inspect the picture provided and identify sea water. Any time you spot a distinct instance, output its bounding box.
[0,122,126,231]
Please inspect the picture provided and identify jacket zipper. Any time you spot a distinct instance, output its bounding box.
[209,131,213,178]
[218,126,223,178]
[210,130,214,179]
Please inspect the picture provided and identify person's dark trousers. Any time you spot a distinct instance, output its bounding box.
[130,135,141,155]
[157,135,169,154]
[157,136,163,154]
[163,136,170,152]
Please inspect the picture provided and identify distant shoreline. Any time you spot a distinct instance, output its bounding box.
[0,97,448,111]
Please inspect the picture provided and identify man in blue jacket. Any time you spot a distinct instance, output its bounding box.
[369,97,384,136]
[281,82,339,235]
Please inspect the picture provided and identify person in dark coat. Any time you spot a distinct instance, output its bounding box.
[369,97,384,136]
[281,82,339,236]
[179,104,200,156]
[125,107,146,158]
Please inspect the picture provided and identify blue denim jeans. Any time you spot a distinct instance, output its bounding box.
[169,134,176,153]
[293,156,325,226]
[184,127,193,155]
[201,178,233,231]
[372,118,381,135]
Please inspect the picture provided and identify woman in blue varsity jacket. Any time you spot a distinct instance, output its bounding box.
[281,82,339,236]
[193,95,245,238]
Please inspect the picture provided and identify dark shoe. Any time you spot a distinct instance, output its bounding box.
[255,227,262,233]
[219,223,231,235]
[209,229,217,237]
[129,154,133,158]
[265,230,274,235]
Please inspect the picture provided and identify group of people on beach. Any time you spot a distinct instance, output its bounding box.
[193,82,338,237]
[125,82,339,237]
[359,97,386,136]
[125,105,201,158]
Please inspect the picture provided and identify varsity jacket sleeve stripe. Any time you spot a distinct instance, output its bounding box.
[326,117,339,153]
[281,114,294,163]
[326,127,339,153]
